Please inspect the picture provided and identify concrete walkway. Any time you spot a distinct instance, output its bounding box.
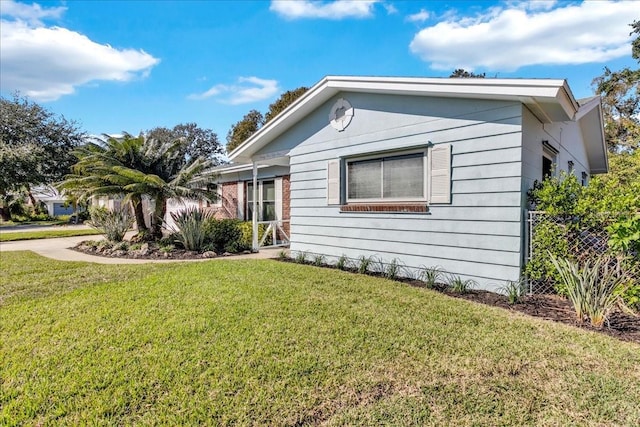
[0,234,286,264]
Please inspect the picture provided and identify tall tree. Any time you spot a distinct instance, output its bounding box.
[226,110,264,153]
[61,133,218,237]
[147,123,224,165]
[449,69,486,78]
[264,86,309,122]
[0,94,85,221]
[592,21,640,152]
[226,86,308,154]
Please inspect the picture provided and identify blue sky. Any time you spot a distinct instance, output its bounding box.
[1,0,637,146]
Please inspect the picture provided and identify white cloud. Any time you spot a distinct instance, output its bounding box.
[406,8,429,23]
[270,0,378,20]
[409,1,638,72]
[0,0,66,25]
[383,3,398,15]
[188,77,280,105]
[0,3,159,102]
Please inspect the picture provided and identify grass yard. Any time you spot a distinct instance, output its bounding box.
[0,228,100,242]
[1,252,639,426]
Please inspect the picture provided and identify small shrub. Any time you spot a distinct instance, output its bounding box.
[502,280,527,305]
[159,244,175,253]
[171,208,214,252]
[385,258,401,280]
[87,206,133,243]
[295,251,307,264]
[203,218,246,253]
[313,254,325,266]
[277,249,288,260]
[112,241,129,252]
[550,253,632,328]
[238,221,271,248]
[336,254,349,271]
[448,275,475,294]
[357,255,372,274]
[421,266,444,288]
[129,243,143,251]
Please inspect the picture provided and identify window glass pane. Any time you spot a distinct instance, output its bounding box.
[348,159,381,199]
[383,154,424,198]
[262,202,276,221]
[263,181,275,201]
[247,183,254,201]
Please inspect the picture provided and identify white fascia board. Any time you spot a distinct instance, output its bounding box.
[230,76,580,162]
[576,99,608,174]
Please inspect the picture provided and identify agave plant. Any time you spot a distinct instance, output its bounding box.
[87,206,133,242]
[170,207,214,251]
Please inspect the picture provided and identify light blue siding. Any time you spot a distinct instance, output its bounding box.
[269,92,524,291]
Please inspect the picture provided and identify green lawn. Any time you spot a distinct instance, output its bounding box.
[0,228,100,242]
[1,252,639,426]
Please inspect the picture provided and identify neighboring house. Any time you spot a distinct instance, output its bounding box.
[31,186,75,217]
[199,76,608,290]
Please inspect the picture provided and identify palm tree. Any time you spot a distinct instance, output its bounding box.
[59,133,218,238]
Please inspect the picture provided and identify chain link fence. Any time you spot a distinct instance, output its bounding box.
[525,211,639,294]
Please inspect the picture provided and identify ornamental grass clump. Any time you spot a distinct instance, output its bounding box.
[87,206,133,242]
[550,253,632,328]
[421,266,444,289]
[501,280,527,305]
[171,207,214,251]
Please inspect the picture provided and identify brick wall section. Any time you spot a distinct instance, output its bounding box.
[281,175,291,238]
[214,182,238,219]
[340,203,427,213]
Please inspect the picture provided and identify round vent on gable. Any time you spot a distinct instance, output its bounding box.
[329,98,354,131]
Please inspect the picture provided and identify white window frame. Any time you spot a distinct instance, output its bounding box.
[247,179,277,221]
[345,148,428,204]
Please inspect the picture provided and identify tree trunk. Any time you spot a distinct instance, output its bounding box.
[151,195,167,238]
[130,196,148,232]
[0,192,12,221]
[0,206,11,222]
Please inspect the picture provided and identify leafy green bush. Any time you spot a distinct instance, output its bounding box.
[171,208,214,252]
[238,221,271,248]
[524,219,571,294]
[606,215,640,253]
[203,218,245,253]
[87,206,133,242]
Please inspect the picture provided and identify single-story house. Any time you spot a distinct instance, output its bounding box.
[31,186,75,217]
[206,76,608,291]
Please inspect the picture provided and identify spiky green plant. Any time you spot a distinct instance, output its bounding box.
[421,266,444,288]
[501,280,527,305]
[385,258,401,280]
[357,255,372,274]
[87,206,133,242]
[336,254,349,270]
[295,251,307,264]
[448,275,476,294]
[170,207,214,251]
[550,253,632,328]
[313,254,325,267]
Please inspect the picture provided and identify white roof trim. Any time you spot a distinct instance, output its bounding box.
[229,75,580,164]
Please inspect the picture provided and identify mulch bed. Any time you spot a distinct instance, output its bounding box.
[400,278,640,345]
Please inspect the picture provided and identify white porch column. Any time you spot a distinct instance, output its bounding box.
[252,161,259,252]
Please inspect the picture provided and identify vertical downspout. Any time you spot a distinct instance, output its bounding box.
[252,161,259,252]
